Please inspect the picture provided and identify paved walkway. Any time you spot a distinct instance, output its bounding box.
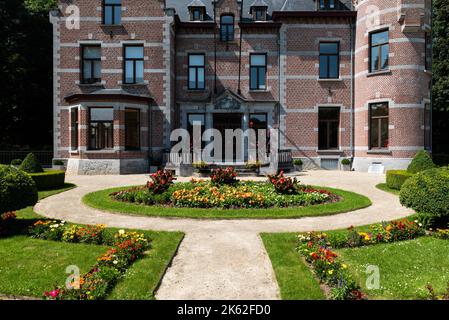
[34,171,413,300]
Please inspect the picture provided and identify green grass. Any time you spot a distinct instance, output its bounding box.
[83,186,371,219]
[2,184,184,300]
[0,236,105,297]
[336,237,449,300]
[376,183,400,196]
[260,233,325,300]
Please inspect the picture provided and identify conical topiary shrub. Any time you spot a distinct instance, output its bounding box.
[407,150,436,174]
[19,152,44,173]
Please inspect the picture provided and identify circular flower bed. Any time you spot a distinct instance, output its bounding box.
[111,169,339,209]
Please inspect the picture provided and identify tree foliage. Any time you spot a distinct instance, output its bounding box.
[0,0,53,149]
[432,0,449,112]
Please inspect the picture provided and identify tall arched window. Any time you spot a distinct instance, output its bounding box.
[220,15,234,42]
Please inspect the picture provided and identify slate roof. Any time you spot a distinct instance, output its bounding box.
[166,0,353,22]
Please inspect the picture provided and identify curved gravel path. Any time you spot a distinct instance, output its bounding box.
[34,171,413,300]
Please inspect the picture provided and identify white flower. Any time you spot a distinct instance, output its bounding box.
[118,229,125,235]
[113,260,118,264]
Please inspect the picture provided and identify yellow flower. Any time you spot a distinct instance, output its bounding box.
[342,264,348,269]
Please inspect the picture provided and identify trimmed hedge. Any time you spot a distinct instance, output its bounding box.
[29,170,65,190]
[19,152,44,173]
[407,150,436,174]
[386,170,414,190]
[0,165,38,213]
[400,167,449,220]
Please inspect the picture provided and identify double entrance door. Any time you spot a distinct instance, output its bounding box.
[213,113,242,163]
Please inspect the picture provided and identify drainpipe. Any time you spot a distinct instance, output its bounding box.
[350,17,356,161]
[214,1,217,95]
[429,0,434,154]
[237,0,244,95]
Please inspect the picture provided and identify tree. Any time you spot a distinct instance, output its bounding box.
[432,0,449,112]
[0,0,53,149]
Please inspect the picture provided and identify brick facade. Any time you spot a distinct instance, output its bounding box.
[50,0,432,174]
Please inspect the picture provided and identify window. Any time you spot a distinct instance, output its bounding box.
[124,45,144,84]
[191,8,204,21]
[187,114,205,149]
[425,32,432,70]
[318,107,340,150]
[103,0,121,25]
[220,15,234,41]
[319,0,336,10]
[249,113,269,158]
[370,30,389,72]
[89,107,114,150]
[424,103,431,150]
[188,54,205,90]
[125,108,140,150]
[369,103,389,149]
[70,108,78,150]
[253,8,267,21]
[81,46,101,84]
[319,42,339,79]
[250,54,267,90]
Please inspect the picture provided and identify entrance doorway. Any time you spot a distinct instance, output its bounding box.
[213,113,242,162]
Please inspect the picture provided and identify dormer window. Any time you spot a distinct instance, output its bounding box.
[250,0,268,21]
[190,7,205,21]
[253,7,267,21]
[319,0,337,10]
[188,0,206,21]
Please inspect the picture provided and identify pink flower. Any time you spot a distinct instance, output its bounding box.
[49,289,60,298]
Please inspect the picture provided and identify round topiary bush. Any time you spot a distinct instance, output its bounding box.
[0,165,38,213]
[400,167,449,224]
[386,170,414,190]
[407,150,436,174]
[19,152,44,173]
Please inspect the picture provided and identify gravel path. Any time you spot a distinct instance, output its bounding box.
[34,171,413,300]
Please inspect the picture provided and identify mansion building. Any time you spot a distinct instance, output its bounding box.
[50,0,432,174]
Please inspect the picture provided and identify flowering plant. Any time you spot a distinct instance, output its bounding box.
[0,211,17,236]
[61,224,105,244]
[29,220,66,241]
[43,227,151,300]
[267,171,299,194]
[147,170,176,194]
[210,167,238,185]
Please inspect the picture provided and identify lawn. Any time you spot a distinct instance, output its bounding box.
[1,184,184,300]
[375,183,400,195]
[0,236,104,297]
[263,229,449,300]
[83,186,371,219]
[336,237,449,300]
[260,233,325,300]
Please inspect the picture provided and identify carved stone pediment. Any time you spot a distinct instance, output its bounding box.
[215,94,241,110]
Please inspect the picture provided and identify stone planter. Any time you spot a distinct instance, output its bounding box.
[193,168,210,178]
[294,164,303,172]
[178,164,193,177]
[341,164,351,171]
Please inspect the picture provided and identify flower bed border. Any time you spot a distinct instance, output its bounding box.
[297,218,426,300]
[28,220,151,300]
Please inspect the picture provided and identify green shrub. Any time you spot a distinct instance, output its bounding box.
[19,152,44,173]
[10,159,22,166]
[386,170,414,190]
[400,167,449,222]
[29,170,65,190]
[53,160,64,166]
[0,165,38,213]
[407,150,436,174]
[293,159,303,166]
[341,159,351,166]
